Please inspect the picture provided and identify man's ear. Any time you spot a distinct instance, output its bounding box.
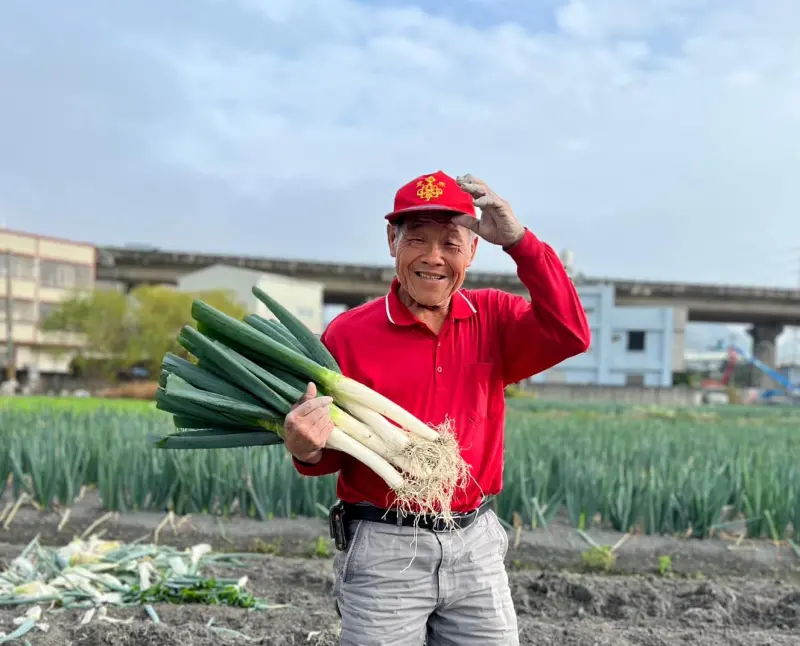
[387,223,397,258]
[465,235,479,267]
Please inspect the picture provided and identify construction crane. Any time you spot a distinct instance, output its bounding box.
[700,345,799,404]
[728,345,800,402]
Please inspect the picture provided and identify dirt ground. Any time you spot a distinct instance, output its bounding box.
[0,493,798,645]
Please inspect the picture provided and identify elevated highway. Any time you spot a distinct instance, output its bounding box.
[95,246,800,388]
[95,246,800,324]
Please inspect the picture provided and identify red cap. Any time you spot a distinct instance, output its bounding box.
[384,170,476,222]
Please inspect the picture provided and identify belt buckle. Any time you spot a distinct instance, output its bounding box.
[431,507,478,533]
[431,516,450,533]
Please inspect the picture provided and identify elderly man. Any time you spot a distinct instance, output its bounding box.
[284,171,590,645]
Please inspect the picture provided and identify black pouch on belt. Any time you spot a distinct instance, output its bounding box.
[328,501,348,551]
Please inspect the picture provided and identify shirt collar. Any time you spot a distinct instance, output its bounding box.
[384,277,477,326]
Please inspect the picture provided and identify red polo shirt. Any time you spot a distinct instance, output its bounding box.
[293,229,590,512]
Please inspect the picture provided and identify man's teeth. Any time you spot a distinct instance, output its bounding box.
[416,272,445,281]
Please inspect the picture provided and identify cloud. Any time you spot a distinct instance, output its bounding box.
[141,0,800,282]
[1,0,799,360]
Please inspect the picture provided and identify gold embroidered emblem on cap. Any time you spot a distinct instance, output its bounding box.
[416,175,446,201]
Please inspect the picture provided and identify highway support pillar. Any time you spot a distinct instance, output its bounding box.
[747,322,784,389]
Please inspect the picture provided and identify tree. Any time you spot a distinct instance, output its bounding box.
[41,284,247,381]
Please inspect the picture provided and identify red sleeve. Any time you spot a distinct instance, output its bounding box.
[292,450,342,476]
[494,228,591,385]
[291,325,344,477]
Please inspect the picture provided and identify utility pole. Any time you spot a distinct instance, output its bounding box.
[791,250,800,368]
[4,248,13,382]
[797,253,800,289]
[793,250,800,364]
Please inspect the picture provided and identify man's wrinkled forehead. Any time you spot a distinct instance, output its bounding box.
[401,214,463,234]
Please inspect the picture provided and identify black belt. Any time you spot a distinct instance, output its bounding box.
[329,498,493,549]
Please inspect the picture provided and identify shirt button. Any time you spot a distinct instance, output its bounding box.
[437,366,442,373]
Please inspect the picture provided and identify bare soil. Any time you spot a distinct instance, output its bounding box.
[0,492,798,645]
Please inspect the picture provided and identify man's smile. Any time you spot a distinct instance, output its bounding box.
[414,271,447,282]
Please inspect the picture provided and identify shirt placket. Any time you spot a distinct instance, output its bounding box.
[433,321,452,392]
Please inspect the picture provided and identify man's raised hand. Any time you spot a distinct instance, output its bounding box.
[453,174,526,249]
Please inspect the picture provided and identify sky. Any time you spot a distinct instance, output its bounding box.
[1,0,800,359]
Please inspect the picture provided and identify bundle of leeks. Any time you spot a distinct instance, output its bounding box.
[153,286,468,524]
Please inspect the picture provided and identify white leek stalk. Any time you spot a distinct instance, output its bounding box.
[326,427,405,490]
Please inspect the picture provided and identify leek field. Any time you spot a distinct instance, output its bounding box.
[2,395,800,541]
[1,396,800,645]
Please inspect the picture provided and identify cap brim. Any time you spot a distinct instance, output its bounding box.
[384,204,475,222]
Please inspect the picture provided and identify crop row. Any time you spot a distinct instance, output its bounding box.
[1,399,799,539]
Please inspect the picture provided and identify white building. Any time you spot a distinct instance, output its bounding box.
[177,265,325,335]
[0,228,95,379]
[530,284,676,387]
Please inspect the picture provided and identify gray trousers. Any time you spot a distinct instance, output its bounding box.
[332,508,519,645]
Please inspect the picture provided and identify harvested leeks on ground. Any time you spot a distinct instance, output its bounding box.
[0,535,281,619]
[153,286,469,525]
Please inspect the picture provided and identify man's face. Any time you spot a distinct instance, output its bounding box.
[387,215,478,308]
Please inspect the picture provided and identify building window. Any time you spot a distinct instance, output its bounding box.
[39,260,92,289]
[0,254,36,280]
[627,330,646,352]
[0,299,36,322]
[38,302,61,321]
[625,374,645,387]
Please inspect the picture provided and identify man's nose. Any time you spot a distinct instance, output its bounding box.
[420,243,446,265]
